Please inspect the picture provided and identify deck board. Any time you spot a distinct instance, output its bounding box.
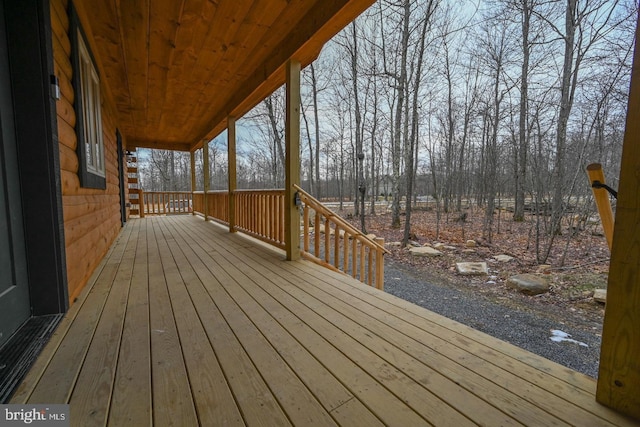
[11,216,638,426]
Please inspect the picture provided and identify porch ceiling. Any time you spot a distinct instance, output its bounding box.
[72,0,374,152]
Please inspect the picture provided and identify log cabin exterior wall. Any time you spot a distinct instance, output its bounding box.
[51,0,124,303]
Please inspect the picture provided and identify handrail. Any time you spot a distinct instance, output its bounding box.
[294,184,387,290]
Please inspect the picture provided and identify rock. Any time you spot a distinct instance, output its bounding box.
[408,240,421,247]
[388,241,402,247]
[456,262,488,276]
[506,274,549,295]
[594,289,607,303]
[433,242,445,250]
[409,246,443,257]
[494,254,514,263]
[462,249,476,254]
[444,245,457,251]
[536,264,552,274]
[465,240,477,248]
[366,234,377,240]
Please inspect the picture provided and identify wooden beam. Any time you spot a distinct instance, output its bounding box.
[285,60,301,261]
[228,117,237,233]
[586,163,614,251]
[596,12,640,420]
[203,143,209,222]
[127,139,191,152]
[190,151,196,216]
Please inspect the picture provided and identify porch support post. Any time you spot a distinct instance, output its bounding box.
[596,15,640,420]
[190,150,196,216]
[203,142,209,221]
[285,59,301,261]
[228,117,237,233]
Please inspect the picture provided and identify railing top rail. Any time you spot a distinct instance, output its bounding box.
[141,190,193,195]
[294,184,389,254]
[234,189,285,194]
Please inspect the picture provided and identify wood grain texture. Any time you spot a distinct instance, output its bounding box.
[12,216,637,425]
[68,0,374,150]
[52,0,125,306]
[596,14,640,420]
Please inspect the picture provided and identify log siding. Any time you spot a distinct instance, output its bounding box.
[52,0,124,303]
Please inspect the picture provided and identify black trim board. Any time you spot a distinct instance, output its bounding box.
[4,0,68,314]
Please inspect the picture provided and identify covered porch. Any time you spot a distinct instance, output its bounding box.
[10,215,635,426]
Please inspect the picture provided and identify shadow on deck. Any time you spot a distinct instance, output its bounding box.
[10,215,635,426]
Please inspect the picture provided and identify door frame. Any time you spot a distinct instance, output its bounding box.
[3,0,68,315]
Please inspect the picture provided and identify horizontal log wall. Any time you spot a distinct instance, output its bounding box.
[52,0,124,304]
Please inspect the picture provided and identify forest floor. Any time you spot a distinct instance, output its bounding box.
[343,205,610,337]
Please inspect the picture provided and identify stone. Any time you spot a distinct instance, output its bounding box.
[536,264,552,274]
[462,249,476,254]
[433,242,445,250]
[409,246,443,257]
[366,234,377,240]
[494,254,514,263]
[388,241,402,247]
[408,240,421,247]
[456,262,488,276]
[594,289,607,303]
[465,240,477,248]
[506,274,549,295]
[444,246,457,251]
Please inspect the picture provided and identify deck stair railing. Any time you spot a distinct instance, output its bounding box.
[294,185,387,290]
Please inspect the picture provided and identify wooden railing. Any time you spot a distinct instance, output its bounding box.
[139,191,193,216]
[294,185,387,290]
[192,190,285,249]
[190,187,385,289]
[235,190,285,249]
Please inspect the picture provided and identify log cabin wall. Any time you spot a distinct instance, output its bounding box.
[51,0,124,303]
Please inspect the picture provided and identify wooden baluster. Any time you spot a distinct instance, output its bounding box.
[367,248,373,286]
[360,243,365,282]
[324,217,330,263]
[303,204,309,253]
[352,237,357,278]
[272,194,277,242]
[375,238,385,291]
[280,194,285,245]
[334,225,340,268]
[314,210,320,258]
[343,231,349,272]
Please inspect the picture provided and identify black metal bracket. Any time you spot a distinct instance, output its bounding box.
[592,180,618,199]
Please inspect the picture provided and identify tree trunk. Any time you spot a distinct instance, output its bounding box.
[514,0,532,222]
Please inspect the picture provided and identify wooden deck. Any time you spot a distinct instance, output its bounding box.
[11,216,636,426]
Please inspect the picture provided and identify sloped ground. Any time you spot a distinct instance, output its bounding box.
[344,207,610,377]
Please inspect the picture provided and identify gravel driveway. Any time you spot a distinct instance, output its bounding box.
[383,259,602,378]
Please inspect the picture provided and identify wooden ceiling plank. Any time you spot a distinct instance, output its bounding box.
[159,0,221,138]
[188,0,316,126]
[180,0,289,141]
[118,0,150,141]
[75,0,131,106]
[146,0,185,130]
[192,0,375,148]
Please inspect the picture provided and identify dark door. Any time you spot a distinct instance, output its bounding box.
[0,1,30,349]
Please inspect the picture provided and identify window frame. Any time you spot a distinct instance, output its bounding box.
[69,2,106,189]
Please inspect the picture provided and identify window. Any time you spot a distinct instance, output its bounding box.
[70,3,105,189]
